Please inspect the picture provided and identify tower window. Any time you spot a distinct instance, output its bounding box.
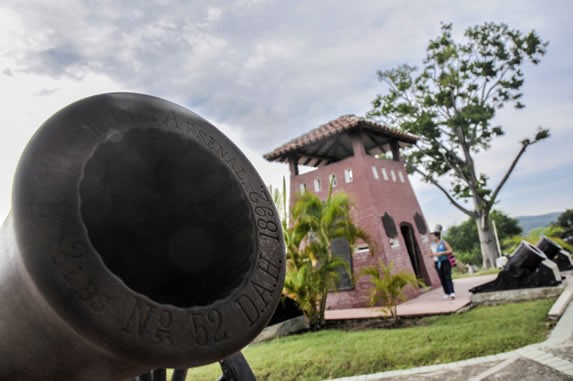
[330,238,353,291]
[344,168,353,183]
[381,167,389,181]
[313,178,322,192]
[299,183,306,194]
[390,170,397,182]
[398,171,405,183]
[329,174,337,187]
[371,166,379,179]
[354,244,370,254]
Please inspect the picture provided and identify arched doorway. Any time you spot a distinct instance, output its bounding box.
[400,223,431,286]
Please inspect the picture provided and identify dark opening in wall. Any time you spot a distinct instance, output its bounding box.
[382,212,397,238]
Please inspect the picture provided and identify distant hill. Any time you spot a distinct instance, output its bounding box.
[515,212,561,234]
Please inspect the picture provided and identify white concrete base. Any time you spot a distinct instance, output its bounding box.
[251,315,309,344]
[471,283,565,305]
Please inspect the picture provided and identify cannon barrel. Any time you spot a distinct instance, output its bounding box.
[470,240,560,294]
[0,93,285,380]
[536,236,562,260]
[506,240,547,277]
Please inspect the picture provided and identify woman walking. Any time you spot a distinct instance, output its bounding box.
[429,225,456,300]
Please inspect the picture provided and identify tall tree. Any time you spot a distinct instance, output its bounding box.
[554,209,573,230]
[283,188,369,329]
[367,22,549,267]
[551,209,573,245]
[444,210,522,265]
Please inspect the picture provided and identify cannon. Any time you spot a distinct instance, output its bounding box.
[0,93,285,380]
[470,241,561,293]
[536,236,573,271]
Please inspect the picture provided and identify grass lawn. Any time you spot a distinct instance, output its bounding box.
[179,298,555,380]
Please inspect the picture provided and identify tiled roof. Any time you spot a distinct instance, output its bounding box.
[264,114,418,162]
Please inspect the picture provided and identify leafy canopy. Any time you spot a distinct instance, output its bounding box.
[554,209,573,230]
[503,225,573,255]
[368,22,549,219]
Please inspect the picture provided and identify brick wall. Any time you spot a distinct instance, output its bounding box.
[290,154,440,309]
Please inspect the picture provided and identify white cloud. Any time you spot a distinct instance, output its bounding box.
[0,54,128,218]
[0,0,572,225]
[245,39,300,70]
[206,7,223,22]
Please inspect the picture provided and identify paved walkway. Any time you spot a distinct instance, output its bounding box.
[325,274,497,320]
[327,276,573,381]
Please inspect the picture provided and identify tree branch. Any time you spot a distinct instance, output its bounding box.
[439,150,470,184]
[425,137,473,186]
[413,167,475,217]
[486,140,530,214]
[481,65,512,105]
[454,125,484,207]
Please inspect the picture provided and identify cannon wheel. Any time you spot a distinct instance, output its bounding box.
[131,351,256,381]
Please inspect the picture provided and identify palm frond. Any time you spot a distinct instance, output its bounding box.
[359,260,421,320]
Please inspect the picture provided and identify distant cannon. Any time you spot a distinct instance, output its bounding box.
[0,93,285,380]
[470,241,561,294]
[536,236,573,271]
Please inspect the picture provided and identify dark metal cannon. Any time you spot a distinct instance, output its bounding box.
[470,241,561,293]
[536,236,573,271]
[0,93,285,380]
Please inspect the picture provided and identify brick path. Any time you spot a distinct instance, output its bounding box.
[325,274,497,320]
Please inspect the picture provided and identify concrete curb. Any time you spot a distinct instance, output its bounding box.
[326,352,515,380]
[548,278,573,320]
[471,283,565,306]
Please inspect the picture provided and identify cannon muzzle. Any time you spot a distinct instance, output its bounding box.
[536,236,573,271]
[0,93,285,380]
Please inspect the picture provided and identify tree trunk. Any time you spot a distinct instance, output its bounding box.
[474,217,499,268]
[318,282,329,328]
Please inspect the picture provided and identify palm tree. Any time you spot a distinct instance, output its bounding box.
[360,260,421,322]
[282,254,322,326]
[271,178,323,326]
[284,185,370,329]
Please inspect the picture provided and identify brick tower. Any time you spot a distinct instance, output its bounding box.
[264,115,440,309]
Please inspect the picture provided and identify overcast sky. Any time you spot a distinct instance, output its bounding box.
[0,0,571,229]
